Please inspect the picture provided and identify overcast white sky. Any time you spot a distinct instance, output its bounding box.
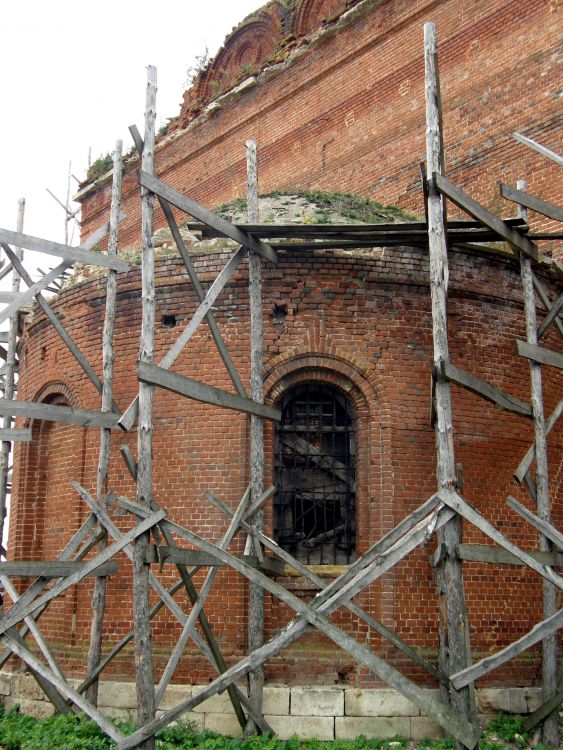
[0,0,261,266]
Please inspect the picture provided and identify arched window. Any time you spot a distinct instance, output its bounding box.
[274,383,356,564]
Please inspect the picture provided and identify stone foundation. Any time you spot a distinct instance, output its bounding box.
[0,674,543,740]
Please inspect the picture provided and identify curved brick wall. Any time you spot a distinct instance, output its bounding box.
[9,243,562,687]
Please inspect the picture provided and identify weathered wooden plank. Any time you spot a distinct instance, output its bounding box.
[0,227,129,271]
[143,545,284,574]
[129,125,247,401]
[2,633,124,742]
[134,67,158,750]
[425,23,477,727]
[0,510,164,635]
[246,138,265,735]
[206,490,445,684]
[438,489,563,589]
[2,244,121,413]
[0,505,109,671]
[523,674,563,731]
[0,198,25,573]
[451,608,563,690]
[519,240,559,748]
[137,361,281,421]
[117,504,481,750]
[516,339,563,370]
[0,428,32,442]
[138,170,277,263]
[0,291,17,303]
[0,575,68,687]
[537,293,563,340]
[444,362,532,416]
[507,496,563,551]
[118,245,248,430]
[513,133,563,167]
[514,398,563,482]
[0,399,119,428]
[155,486,252,705]
[87,140,124,707]
[120,444,138,481]
[0,215,116,330]
[0,258,71,326]
[433,173,563,276]
[500,183,563,223]
[533,274,563,340]
[456,543,563,566]
[76,578,185,695]
[0,561,117,577]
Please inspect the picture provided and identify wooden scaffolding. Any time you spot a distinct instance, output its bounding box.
[0,23,560,750]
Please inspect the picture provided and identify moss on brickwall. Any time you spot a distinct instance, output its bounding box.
[214,189,417,224]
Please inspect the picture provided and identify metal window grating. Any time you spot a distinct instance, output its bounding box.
[274,383,356,565]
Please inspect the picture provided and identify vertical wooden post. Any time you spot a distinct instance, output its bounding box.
[424,22,473,741]
[245,139,265,734]
[134,66,157,750]
[517,180,559,748]
[0,198,25,553]
[86,141,123,706]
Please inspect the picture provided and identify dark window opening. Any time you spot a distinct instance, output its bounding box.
[162,314,177,328]
[274,383,356,565]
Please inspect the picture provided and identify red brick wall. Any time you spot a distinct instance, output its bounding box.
[10,243,562,686]
[79,0,562,254]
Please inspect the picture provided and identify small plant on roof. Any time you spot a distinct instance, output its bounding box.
[87,153,113,183]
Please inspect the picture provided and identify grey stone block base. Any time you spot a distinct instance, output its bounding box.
[0,674,542,741]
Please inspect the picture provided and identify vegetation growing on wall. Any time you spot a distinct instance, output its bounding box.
[213,189,417,224]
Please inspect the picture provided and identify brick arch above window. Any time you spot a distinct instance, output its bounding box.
[264,352,380,422]
[25,381,78,435]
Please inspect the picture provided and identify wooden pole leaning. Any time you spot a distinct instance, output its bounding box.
[245,139,265,735]
[424,22,474,739]
[134,64,158,750]
[0,198,25,549]
[515,180,559,747]
[86,140,124,706]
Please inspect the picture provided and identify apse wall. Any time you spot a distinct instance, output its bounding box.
[10,242,562,686]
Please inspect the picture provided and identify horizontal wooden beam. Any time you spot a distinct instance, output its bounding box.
[0,510,165,635]
[0,292,17,303]
[136,361,281,421]
[0,561,118,577]
[451,608,563,689]
[439,489,563,589]
[0,428,32,442]
[516,339,563,370]
[0,399,119,428]
[144,545,285,575]
[444,362,531,417]
[456,543,563,567]
[0,228,129,272]
[138,170,277,263]
[500,183,563,223]
[433,173,563,277]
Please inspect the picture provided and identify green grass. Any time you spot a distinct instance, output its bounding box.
[0,707,554,750]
